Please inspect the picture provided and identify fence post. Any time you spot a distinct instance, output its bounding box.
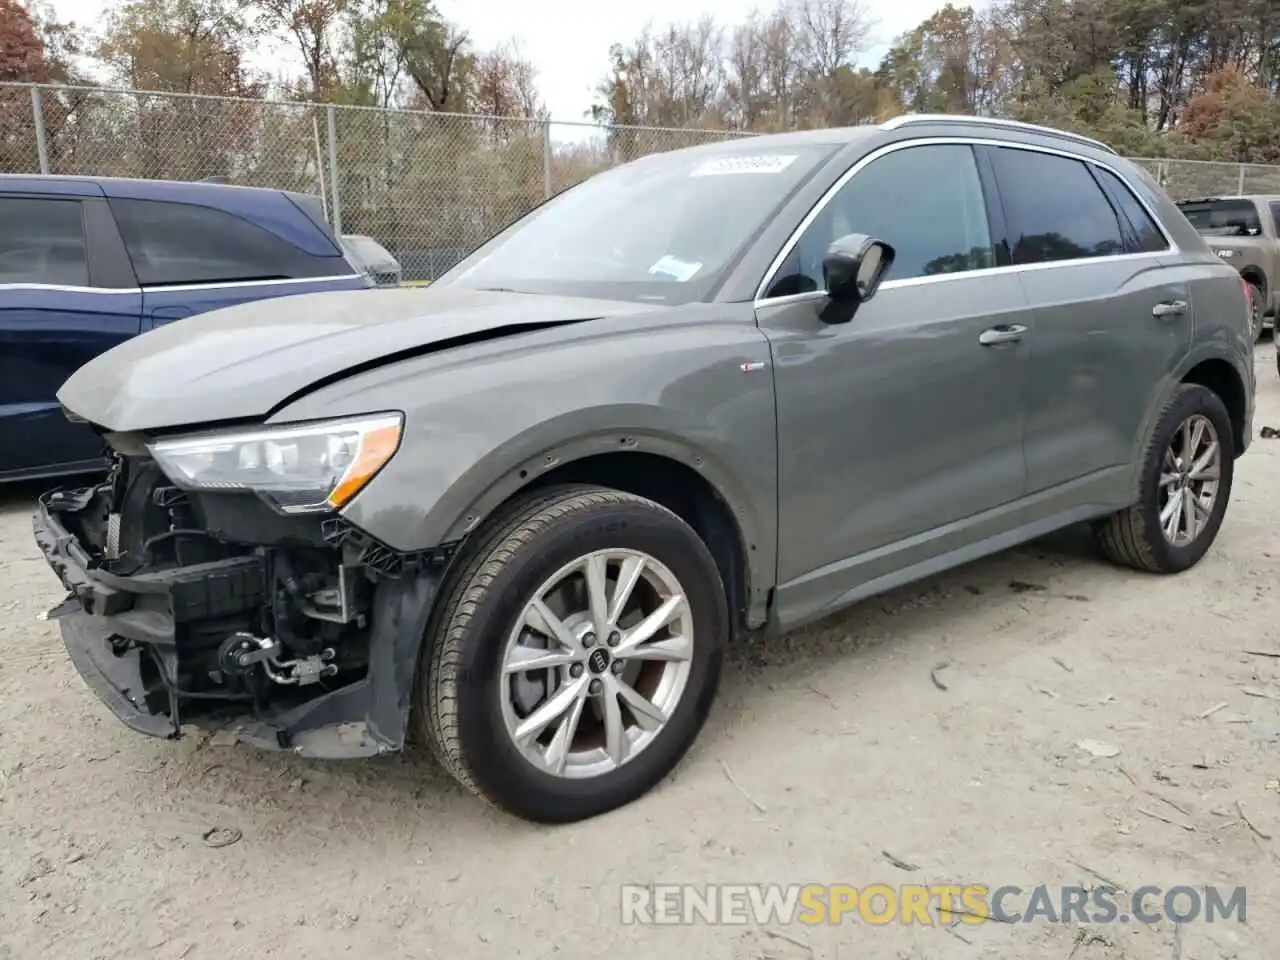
[542,121,553,200]
[1238,164,1246,195]
[325,104,343,235]
[30,86,50,175]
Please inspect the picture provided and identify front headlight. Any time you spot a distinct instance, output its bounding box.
[1214,248,1239,259]
[148,413,403,514]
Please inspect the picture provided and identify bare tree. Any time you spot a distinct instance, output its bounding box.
[786,0,875,78]
[259,0,347,96]
[472,41,545,119]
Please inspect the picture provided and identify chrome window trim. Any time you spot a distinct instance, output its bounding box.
[753,136,1178,307]
[0,274,361,295]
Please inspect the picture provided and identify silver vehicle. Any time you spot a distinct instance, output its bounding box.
[1176,195,1280,343]
[34,115,1254,823]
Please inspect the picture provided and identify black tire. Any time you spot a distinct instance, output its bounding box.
[415,484,728,823]
[1247,280,1265,343]
[1096,384,1234,573]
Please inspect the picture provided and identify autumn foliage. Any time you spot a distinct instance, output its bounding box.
[0,0,48,82]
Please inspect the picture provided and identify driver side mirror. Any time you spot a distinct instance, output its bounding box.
[819,234,896,325]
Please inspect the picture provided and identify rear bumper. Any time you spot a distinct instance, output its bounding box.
[33,490,440,759]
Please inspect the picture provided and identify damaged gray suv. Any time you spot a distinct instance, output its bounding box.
[35,115,1255,823]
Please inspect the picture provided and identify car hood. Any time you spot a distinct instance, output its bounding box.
[58,286,642,433]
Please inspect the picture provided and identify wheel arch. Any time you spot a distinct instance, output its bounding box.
[1123,348,1252,497]
[516,451,757,636]
[1239,264,1267,297]
[1180,358,1247,458]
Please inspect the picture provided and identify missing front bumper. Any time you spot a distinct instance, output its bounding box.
[33,490,441,759]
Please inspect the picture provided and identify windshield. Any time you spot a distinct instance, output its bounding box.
[440,143,839,303]
[1178,199,1263,237]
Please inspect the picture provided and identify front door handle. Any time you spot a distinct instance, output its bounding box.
[1152,300,1187,319]
[979,323,1027,346]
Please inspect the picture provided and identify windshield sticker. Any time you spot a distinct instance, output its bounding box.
[648,255,703,282]
[690,155,798,177]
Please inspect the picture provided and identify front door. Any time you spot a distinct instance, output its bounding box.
[758,141,1032,628]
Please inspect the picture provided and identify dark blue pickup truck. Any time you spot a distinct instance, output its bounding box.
[0,175,372,482]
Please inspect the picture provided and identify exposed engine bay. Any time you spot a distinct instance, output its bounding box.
[35,449,449,757]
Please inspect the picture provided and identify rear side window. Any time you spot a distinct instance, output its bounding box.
[990,147,1125,265]
[1269,201,1280,236]
[1093,167,1169,253]
[108,198,339,286]
[0,197,89,286]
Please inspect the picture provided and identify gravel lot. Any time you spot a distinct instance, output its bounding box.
[3,348,1280,960]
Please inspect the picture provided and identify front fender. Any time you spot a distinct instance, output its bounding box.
[270,310,779,599]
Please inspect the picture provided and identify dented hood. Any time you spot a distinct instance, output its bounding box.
[58,286,634,433]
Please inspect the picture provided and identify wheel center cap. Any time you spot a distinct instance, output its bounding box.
[587,647,611,675]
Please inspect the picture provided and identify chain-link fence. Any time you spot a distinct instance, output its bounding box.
[6,82,1280,282]
[326,103,746,280]
[0,82,749,281]
[1129,157,1280,201]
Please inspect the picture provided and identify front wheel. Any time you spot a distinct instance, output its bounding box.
[416,485,728,823]
[1096,384,1234,573]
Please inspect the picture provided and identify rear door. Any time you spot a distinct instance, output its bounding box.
[102,194,366,329]
[983,145,1192,495]
[0,186,142,478]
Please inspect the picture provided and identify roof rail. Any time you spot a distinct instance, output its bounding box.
[878,114,1118,155]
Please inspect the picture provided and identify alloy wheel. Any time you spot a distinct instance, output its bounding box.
[1158,414,1221,547]
[1249,287,1263,341]
[499,549,694,779]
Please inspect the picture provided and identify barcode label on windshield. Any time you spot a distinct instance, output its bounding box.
[691,155,798,177]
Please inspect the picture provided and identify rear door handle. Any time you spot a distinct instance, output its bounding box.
[1152,300,1187,318]
[979,323,1027,346]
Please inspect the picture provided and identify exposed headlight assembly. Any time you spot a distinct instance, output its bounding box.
[148,413,403,514]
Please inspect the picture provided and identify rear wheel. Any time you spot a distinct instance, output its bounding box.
[1246,280,1265,343]
[1096,384,1234,573]
[416,485,728,823]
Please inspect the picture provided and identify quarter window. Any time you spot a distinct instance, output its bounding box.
[108,198,336,286]
[1093,167,1169,253]
[0,197,89,286]
[1269,201,1280,237]
[990,147,1125,264]
[765,143,994,298]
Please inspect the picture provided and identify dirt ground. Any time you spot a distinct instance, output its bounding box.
[3,352,1280,960]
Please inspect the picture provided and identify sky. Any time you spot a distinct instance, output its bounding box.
[49,0,948,124]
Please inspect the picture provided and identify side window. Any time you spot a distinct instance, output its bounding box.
[990,147,1124,264]
[108,198,333,286]
[1093,167,1170,253]
[0,197,89,286]
[765,143,994,297]
[1269,201,1280,237]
